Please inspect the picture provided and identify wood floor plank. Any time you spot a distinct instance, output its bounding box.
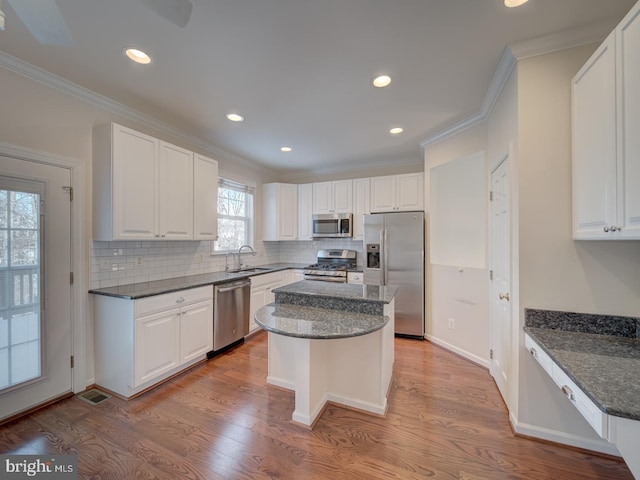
[0,333,633,479]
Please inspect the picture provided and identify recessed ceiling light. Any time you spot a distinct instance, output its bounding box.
[226,113,244,122]
[504,0,529,7]
[389,127,404,135]
[373,75,392,88]
[280,146,292,152]
[124,48,151,64]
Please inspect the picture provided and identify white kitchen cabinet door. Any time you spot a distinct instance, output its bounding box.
[180,299,214,364]
[332,180,353,213]
[572,33,618,239]
[312,180,353,213]
[249,285,266,333]
[110,124,158,240]
[158,141,194,239]
[193,154,219,240]
[312,181,333,214]
[263,183,298,241]
[618,5,640,239]
[352,178,370,240]
[370,176,396,213]
[370,173,424,213]
[134,309,181,387]
[298,183,313,241]
[396,173,424,211]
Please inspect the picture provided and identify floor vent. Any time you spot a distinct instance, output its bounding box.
[77,389,111,406]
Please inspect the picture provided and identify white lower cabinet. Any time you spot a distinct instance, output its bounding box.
[249,271,284,334]
[94,286,213,398]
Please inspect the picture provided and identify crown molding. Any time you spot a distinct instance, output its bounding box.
[0,51,272,175]
[278,155,423,182]
[419,20,611,149]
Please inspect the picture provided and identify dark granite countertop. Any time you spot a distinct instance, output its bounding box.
[88,263,308,299]
[524,309,640,421]
[273,280,397,304]
[255,303,388,339]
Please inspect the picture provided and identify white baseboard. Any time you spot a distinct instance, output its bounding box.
[513,418,621,457]
[425,335,490,369]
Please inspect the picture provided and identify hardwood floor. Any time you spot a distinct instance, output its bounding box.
[0,333,633,479]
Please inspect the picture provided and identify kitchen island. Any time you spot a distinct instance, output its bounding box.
[255,280,397,428]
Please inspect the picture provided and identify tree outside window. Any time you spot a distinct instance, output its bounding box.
[213,179,254,253]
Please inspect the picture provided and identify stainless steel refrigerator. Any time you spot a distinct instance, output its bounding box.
[363,212,424,338]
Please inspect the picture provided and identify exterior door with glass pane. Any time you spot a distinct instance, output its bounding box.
[0,156,72,421]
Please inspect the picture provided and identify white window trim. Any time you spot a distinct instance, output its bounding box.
[211,175,255,255]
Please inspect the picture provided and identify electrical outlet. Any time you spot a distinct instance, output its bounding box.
[100,258,110,270]
[448,318,455,330]
[197,252,205,263]
[135,256,143,267]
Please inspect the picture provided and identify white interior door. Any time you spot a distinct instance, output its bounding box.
[0,156,72,421]
[489,157,511,401]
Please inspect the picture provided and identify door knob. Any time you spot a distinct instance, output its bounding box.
[499,293,510,301]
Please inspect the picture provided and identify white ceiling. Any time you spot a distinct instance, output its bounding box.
[0,0,636,175]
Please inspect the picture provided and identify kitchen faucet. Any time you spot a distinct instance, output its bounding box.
[225,252,237,272]
[237,244,256,270]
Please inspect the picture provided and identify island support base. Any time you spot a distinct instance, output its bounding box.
[266,305,394,427]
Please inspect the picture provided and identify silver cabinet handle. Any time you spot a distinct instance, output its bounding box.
[561,385,575,401]
[176,296,185,304]
[499,293,510,301]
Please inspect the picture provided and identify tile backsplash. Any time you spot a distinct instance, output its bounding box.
[89,239,364,289]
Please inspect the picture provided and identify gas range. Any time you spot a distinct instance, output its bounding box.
[303,249,357,283]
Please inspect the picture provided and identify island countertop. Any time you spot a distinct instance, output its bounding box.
[273,280,398,304]
[255,303,389,339]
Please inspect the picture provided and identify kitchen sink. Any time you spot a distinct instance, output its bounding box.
[227,267,273,274]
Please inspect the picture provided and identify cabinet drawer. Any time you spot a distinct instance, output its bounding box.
[524,334,553,375]
[347,272,363,284]
[250,271,283,288]
[551,363,608,439]
[135,286,213,317]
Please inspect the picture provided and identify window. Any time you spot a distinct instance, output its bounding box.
[213,178,254,253]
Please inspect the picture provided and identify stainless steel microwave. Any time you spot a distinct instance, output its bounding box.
[312,213,353,238]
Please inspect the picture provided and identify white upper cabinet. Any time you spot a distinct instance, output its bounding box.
[263,183,298,241]
[312,180,353,214]
[370,173,424,213]
[618,4,640,239]
[158,141,194,240]
[193,154,219,240]
[93,123,218,241]
[573,2,640,240]
[298,183,313,241]
[352,178,370,240]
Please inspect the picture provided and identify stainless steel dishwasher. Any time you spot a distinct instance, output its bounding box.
[213,279,251,351]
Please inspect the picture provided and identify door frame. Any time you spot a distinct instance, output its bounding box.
[0,142,87,395]
[488,144,517,417]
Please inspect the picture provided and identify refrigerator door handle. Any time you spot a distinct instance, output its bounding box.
[381,228,388,285]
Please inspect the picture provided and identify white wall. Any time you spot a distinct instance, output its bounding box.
[424,123,490,366]
[515,45,640,451]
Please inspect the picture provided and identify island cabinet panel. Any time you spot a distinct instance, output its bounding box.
[94,286,213,398]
